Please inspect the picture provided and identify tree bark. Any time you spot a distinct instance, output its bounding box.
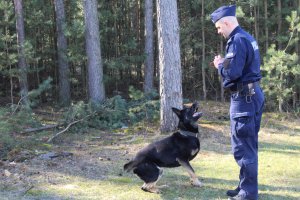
[277,0,283,112]
[143,0,154,93]
[54,0,71,106]
[156,0,183,132]
[201,0,207,101]
[220,38,224,102]
[277,0,282,49]
[83,0,105,104]
[264,0,269,53]
[254,3,259,40]
[13,0,29,107]
[294,0,300,109]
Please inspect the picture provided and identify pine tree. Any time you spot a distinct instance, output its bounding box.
[156,0,183,132]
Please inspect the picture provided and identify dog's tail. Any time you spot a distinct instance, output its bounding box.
[123,160,137,172]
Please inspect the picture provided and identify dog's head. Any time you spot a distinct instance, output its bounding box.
[172,102,202,133]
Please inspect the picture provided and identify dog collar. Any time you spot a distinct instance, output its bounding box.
[179,130,198,138]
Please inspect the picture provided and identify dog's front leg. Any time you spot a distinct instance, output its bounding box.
[176,158,203,187]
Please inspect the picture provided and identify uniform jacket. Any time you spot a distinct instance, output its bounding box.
[218,26,262,90]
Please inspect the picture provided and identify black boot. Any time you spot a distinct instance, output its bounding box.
[226,187,240,197]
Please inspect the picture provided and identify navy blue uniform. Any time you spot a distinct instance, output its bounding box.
[218,26,265,200]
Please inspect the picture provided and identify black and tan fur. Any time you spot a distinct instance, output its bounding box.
[124,102,203,193]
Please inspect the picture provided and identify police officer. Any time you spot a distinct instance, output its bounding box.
[210,5,265,200]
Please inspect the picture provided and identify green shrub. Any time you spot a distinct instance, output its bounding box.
[128,86,159,123]
[63,88,159,132]
[0,107,41,159]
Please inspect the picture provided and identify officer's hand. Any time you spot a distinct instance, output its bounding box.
[213,55,224,69]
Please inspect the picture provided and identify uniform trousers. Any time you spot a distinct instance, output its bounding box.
[230,85,264,200]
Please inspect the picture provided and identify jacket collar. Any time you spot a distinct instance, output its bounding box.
[229,26,242,38]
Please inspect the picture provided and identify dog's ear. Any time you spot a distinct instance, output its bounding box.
[172,107,181,117]
[192,102,199,110]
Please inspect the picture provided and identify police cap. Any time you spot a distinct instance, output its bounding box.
[211,5,236,24]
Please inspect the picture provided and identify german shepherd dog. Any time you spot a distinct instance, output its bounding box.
[123,102,203,193]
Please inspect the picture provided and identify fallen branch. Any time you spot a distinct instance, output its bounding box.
[19,124,59,134]
[47,113,95,143]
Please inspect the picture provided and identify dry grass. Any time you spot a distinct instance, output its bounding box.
[0,101,299,200]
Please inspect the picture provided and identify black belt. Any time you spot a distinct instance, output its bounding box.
[230,81,259,95]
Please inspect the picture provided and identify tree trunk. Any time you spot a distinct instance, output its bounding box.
[276,0,288,112]
[83,0,105,104]
[254,3,259,40]
[220,38,224,102]
[156,0,183,132]
[264,0,269,53]
[13,0,29,107]
[143,0,154,93]
[294,0,300,109]
[54,0,71,106]
[279,72,284,112]
[201,0,207,101]
[277,0,282,49]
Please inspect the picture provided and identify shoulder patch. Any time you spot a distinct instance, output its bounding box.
[225,42,237,59]
[225,51,236,59]
[251,41,259,51]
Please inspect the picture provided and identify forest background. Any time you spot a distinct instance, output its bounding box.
[0,0,300,157]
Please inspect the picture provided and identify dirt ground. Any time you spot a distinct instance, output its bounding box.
[0,102,234,199]
[0,130,141,198]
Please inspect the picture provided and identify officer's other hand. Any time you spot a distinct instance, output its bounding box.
[213,55,224,69]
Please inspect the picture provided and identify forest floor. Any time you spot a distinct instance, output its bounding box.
[0,101,299,200]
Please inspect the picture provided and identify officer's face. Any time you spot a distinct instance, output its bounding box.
[215,20,230,39]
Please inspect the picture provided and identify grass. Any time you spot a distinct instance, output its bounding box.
[1,106,299,200]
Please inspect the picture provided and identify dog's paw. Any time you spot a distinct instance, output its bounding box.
[141,186,161,194]
[191,179,203,187]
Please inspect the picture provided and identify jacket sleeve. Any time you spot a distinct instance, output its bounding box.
[218,37,247,82]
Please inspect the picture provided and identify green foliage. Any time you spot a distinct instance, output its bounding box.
[63,88,159,132]
[285,11,300,49]
[63,95,128,131]
[0,107,41,159]
[0,1,17,74]
[261,11,300,111]
[28,77,53,107]
[128,86,159,124]
[93,95,128,129]
[0,0,299,112]
[262,44,300,110]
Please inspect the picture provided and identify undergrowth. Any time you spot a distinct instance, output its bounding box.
[63,87,159,132]
[0,107,41,159]
[0,87,159,159]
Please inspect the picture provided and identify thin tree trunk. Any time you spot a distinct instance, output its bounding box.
[136,0,142,83]
[13,0,29,107]
[83,0,105,104]
[276,0,284,111]
[254,3,259,40]
[279,72,284,112]
[4,10,14,108]
[54,0,71,106]
[264,0,269,53]
[277,0,282,49]
[220,38,224,102]
[201,0,207,101]
[294,0,300,109]
[144,0,154,93]
[156,0,183,132]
